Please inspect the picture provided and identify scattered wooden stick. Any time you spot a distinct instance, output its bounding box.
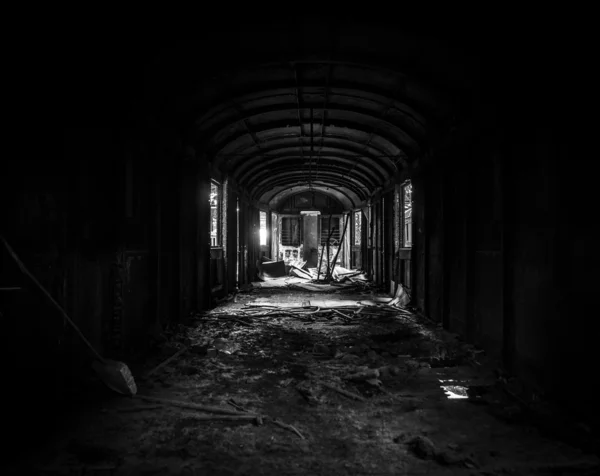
[269,418,305,439]
[138,396,303,437]
[136,395,257,416]
[330,213,350,277]
[321,382,366,402]
[227,399,248,412]
[332,309,352,320]
[146,346,188,377]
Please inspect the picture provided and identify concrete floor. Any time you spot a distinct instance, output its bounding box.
[10,288,599,475]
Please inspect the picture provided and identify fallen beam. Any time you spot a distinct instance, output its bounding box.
[136,395,258,416]
[269,418,306,439]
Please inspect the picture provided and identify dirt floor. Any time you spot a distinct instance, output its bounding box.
[8,287,600,475]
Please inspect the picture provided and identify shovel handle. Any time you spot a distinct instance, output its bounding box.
[1,235,105,362]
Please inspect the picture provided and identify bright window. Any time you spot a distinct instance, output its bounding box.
[402,181,413,248]
[210,181,221,247]
[354,211,361,246]
[259,211,267,246]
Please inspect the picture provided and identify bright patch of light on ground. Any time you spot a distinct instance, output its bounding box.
[439,379,469,399]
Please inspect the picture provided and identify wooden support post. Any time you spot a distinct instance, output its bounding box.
[330,213,349,277]
[326,214,332,278]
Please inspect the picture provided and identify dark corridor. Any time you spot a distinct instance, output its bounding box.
[1,15,597,475]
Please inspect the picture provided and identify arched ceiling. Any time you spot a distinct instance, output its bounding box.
[142,20,482,210]
[267,185,356,211]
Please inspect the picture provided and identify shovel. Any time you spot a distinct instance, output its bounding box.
[1,235,137,396]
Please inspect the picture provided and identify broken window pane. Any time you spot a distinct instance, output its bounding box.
[210,181,221,247]
[402,181,412,248]
[354,211,361,246]
[394,188,401,250]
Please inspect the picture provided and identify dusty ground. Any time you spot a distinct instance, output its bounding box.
[8,287,599,475]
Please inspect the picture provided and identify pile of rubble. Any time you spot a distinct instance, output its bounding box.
[254,256,385,294]
[40,286,596,475]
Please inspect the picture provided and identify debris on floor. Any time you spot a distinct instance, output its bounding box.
[258,259,287,280]
[14,285,600,475]
[253,261,377,295]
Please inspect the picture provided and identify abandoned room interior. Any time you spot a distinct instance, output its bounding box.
[1,17,597,476]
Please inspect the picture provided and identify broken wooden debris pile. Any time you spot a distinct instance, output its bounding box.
[165,299,485,379]
[26,283,600,476]
[252,259,376,292]
[258,259,287,280]
[143,294,489,423]
[192,302,415,329]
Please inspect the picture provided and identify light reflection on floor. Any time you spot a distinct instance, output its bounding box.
[439,379,469,399]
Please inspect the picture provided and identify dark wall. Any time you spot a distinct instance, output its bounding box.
[425,169,444,323]
[505,129,558,383]
[426,116,596,426]
[503,127,596,425]
[443,158,468,337]
[412,174,426,311]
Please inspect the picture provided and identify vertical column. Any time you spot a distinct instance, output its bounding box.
[179,146,198,318]
[226,185,238,293]
[196,156,211,310]
[412,171,426,313]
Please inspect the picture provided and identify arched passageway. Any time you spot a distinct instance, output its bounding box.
[1,17,597,473]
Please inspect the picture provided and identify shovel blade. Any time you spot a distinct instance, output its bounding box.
[92,359,137,395]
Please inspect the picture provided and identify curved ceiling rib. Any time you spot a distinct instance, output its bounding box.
[248,167,375,197]
[253,172,369,197]
[266,185,359,210]
[236,155,385,188]
[204,116,413,159]
[183,60,455,210]
[260,181,363,208]
[197,88,426,133]
[195,89,427,147]
[217,137,403,176]
[180,61,454,125]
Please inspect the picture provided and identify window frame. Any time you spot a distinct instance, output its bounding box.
[401,181,413,248]
[353,210,362,246]
[259,210,268,246]
[210,180,222,248]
